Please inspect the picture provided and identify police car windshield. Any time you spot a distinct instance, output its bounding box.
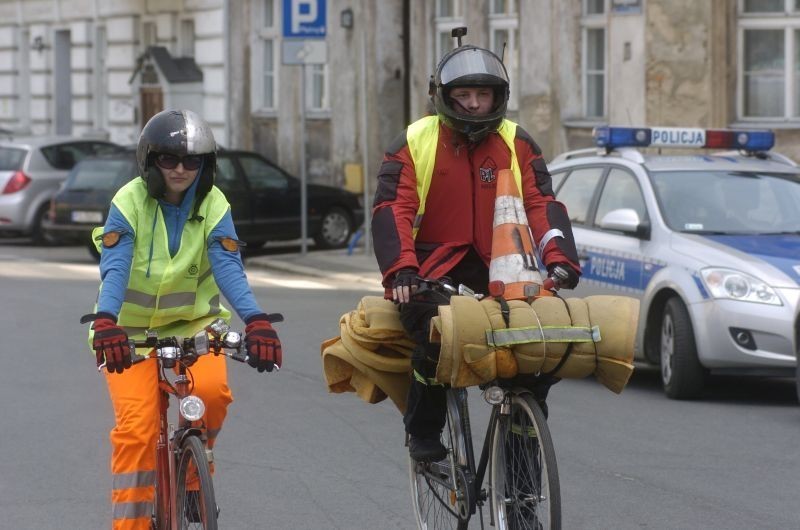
[651,170,800,235]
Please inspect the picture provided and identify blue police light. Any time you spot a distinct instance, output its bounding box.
[593,126,775,152]
[593,126,651,149]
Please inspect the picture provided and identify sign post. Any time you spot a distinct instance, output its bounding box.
[282,0,327,255]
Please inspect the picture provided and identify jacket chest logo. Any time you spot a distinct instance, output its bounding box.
[188,264,198,276]
[479,167,495,183]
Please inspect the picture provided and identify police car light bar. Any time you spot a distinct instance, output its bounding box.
[593,126,775,152]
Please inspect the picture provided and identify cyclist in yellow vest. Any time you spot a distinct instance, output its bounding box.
[82,110,283,529]
[372,36,581,462]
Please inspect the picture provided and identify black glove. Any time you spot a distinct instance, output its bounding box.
[92,313,132,374]
[391,268,420,304]
[547,263,580,290]
[245,314,282,373]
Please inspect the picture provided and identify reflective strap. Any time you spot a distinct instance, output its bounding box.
[124,288,157,308]
[158,292,196,309]
[112,501,153,520]
[198,267,213,285]
[412,369,445,387]
[538,228,564,257]
[486,325,601,347]
[112,470,156,490]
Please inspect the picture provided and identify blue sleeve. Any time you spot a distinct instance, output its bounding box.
[208,211,264,322]
[97,204,134,318]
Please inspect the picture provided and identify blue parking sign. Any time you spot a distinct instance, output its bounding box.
[283,0,326,38]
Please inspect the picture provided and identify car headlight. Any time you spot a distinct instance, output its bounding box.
[700,268,782,306]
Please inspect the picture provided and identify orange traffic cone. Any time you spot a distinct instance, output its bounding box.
[488,169,549,300]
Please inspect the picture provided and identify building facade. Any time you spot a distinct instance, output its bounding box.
[2,0,800,195]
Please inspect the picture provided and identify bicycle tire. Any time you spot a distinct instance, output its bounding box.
[175,436,218,530]
[490,392,561,530]
[408,390,471,529]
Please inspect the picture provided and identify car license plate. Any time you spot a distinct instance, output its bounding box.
[71,210,103,223]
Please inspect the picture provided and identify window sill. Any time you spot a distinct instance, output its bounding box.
[252,109,278,119]
[730,120,800,130]
[562,119,607,129]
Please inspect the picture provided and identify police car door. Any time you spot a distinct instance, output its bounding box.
[583,167,649,296]
[557,166,648,296]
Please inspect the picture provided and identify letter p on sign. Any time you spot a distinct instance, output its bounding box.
[291,0,317,33]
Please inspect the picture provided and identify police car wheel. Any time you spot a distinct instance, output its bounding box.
[660,297,705,400]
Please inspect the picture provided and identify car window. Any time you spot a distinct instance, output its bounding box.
[67,158,136,191]
[555,167,604,224]
[594,168,647,225]
[652,170,800,233]
[0,146,26,170]
[215,157,247,193]
[41,142,117,170]
[550,171,567,193]
[238,154,289,191]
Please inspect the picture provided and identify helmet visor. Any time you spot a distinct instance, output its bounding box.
[439,47,509,87]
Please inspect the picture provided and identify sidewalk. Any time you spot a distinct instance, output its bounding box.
[245,245,384,288]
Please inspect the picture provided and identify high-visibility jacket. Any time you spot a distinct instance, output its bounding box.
[90,178,231,342]
[372,116,580,292]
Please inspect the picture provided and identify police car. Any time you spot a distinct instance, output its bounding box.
[548,126,800,400]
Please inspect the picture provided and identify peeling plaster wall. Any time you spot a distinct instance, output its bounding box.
[645,0,713,127]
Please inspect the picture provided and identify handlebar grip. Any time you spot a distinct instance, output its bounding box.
[230,347,248,363]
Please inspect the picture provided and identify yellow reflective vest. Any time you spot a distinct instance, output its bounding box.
[90,178,231,343]
[405,115,524,237]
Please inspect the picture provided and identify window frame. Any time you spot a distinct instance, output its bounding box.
[179,17,195,58]
[737,2,800,121]
[489,3,519,111]
[253,0,279,113]
[581,0,608,119]
[593,166,649,234]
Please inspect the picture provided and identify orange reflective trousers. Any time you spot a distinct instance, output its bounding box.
[104,353,233,530]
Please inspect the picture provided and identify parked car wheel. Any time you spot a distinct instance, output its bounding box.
[314,207,353,249]
[660,297,706,400]
[31,203,56,245]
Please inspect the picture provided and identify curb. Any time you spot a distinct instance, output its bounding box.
[247,257,383,287]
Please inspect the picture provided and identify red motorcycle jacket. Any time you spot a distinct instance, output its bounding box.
[372,118,581,294]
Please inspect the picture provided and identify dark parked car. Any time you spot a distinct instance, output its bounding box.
[44,149,364,256]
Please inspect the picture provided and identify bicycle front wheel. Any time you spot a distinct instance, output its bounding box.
[175,435,218,530]
[409,390,471,529]
[490,392,561,530]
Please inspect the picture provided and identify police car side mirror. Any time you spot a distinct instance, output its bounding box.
[599,208,650,239]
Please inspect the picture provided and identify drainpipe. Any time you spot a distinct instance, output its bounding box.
[402,0,411,126]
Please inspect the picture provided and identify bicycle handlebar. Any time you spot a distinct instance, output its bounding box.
[96,318,249,371]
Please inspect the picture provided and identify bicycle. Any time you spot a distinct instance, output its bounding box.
[408,277,562,530]
[98,317,279,530]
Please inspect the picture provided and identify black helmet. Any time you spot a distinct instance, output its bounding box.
[136,109,217,212]
[430,45,510,142]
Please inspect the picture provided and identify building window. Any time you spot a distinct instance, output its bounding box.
[582,0,607,118]
[255,0,278,111]
[180,19,195,57]
[141,21,156,49]
[434,0,463,64]
[490,1,518,111]
[739,1,800,119]
[307,64,328,111]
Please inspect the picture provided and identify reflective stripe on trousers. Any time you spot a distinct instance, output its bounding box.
[105,353,233,529]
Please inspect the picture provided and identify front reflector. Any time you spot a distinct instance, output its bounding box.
[484,386,505,405]
[179,395,206,421]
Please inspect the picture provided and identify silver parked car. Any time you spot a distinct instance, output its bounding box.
[549,126,800,400]
[0,136,120,243]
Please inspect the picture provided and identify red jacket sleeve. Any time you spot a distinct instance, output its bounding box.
[515,129,581,274]
[371,132,422,287]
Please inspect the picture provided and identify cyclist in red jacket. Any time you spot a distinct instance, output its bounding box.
[371,35,581,462]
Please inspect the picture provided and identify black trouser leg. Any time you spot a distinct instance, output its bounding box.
[399,299,447,438]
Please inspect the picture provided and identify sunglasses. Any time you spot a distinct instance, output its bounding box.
[154,153,204,171]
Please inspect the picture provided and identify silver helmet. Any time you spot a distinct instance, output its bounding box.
[136,109,217,206]
[429,45,510,142]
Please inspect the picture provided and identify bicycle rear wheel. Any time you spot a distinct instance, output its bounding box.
[409,390,471,529]
[175,435,218,530]
[490,392,560,530]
